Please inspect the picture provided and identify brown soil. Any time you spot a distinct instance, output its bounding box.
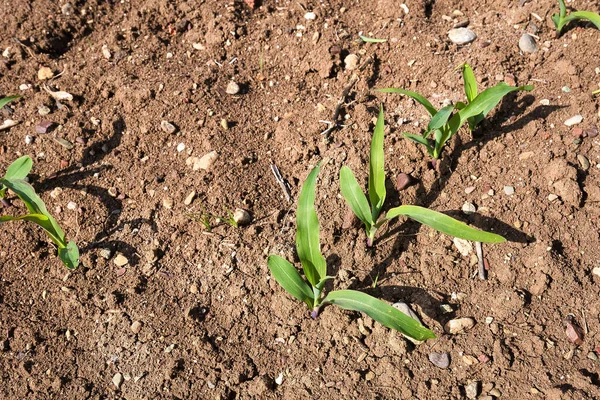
[1,0,600,398]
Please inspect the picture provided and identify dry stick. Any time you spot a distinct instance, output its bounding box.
[475,241,486,280]
[270,163,291,202]
[321,56,374,139]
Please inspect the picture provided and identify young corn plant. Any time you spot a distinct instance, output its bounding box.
[268,164,436,341]
[552,0,600,35]
[0,95,20,110]
[340,106,507,246]
[0,156,79,269]
[377,64,532,159]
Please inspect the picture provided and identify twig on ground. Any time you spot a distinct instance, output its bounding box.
[476,241,486,280]
[270,163,292,202]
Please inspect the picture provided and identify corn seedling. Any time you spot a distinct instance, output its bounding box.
[552,0,600,35]
[340,106,507,246]
[377,64,532,159]
[0,156,79,269]
[267,164,436,341]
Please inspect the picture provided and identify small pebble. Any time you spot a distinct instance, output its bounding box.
[220,119,228,130]
[464,186,476,194]
[548,194,558,201]
[587,352,598,361]
[54,137,74,150]
[577,154,590,171]
[453,18,470,28]
[592,267,600,277]
[107,187,118,197]
[176,143,185,152]
[304,12,316,20]
[189,151,218,171]
[462,202,476,215]
[504,186,515,195]
[233,208,252,226]
[396,173,412,191]
[539,99,550,106]
[448,28,477,45]
[518,33,537,53]
[61,3,74,15]
[99,248,112,259]
[344,54,359,70]
[275,373,284,385]
[25,135,34,144]
[160,120,176,134]
[37,105,51,115]
[131,321,143,334]
[465,381,480,399]
[428,352,450,369]
[519,151,534,160]
[489,388,501,397]
[564,115,583,127]
[571,127,584,138]
[226,81,240,95]
[184,191,196,205]
[35,120,54,134]
[112,373,123,389]
[67,201,77,210]
[114,254,129,267]
[38,66,54,80]
[584,127,598,138]
[444,317,476,334]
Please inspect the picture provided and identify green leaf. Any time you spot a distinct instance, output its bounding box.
[455,101,467,110]
[562,11,600,30]
[58,241,80,270]
[428,104,455,132]
[0,213,64,248]
[0,178,67,247]
[296,165,327,286]
[386,205,506,243]
[340,166,373,228]
[359,35,387,43]
[403,133,430,147]
[1,155,33,198]
[323,290,436,341]
[267,255,314,307]
[0,95,21,110]
[462,63,478,103]
[368,106,386,220]
[376,88,437,117]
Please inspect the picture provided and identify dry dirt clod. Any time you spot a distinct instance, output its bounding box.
[190,151,218,171]
[428,352,450,369]
[113,254,128,267]
[130,321,143,334]
[38,67,54,80]
[344,54,359,70]
[160,120,176,134]
[453,238,473,256]
[445,317,476,334]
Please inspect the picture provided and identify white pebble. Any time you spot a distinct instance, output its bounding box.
[448,28,477,45]
[275,373,284,385]
[304,12,316,20]
[25,135,34,144]
[176,143,185,152]
[518,33,538,54]
[564,115,583,126]
[344,54,359,70]
[504,186,515,195]
[462,202,477,215]
[67,201,77,210]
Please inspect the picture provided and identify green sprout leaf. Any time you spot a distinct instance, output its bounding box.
[427,104,455,132]
[386,205,506,243]
[267,255,314,307]
[58,241,80,270]
[553,0,600,33]
[368,106,386,220]
[1,155,32,198]
[403,132,432,149]
[376,88,438,116]
[462,63,478,103]
[0,95,21,110]
[359,35,387,43]
[340,166,373,229]
[296,165,327,286]
[323,290,436,341]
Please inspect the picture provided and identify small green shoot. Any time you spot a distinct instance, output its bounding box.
[0,95,21,110]
[0,156,79,269]
[340,106,506,246]
[377,64,532,159]
[359,35,387,43]
[593,88,600,96]
[223,207,238,228]
[552,0,600,35]
[267,165,436,341]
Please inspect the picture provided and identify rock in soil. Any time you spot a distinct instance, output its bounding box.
[564,115,583,127]
[448,28,477,45]
[112,373,123,389]
[226,81,240,95]
[344,54,359,70]
[518,33,537,53]
[396,173,413,191]
[465,381,480,399]
[428,352,450,369]
[233,208,252,226]
[445,317,476,334]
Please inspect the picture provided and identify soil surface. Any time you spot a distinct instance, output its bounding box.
[1,0,600,398]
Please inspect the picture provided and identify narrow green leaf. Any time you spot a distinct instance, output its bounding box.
[386,205,506,243]
[376,88,437,116]
[323,290,436,341]
[562,11,600,30]
[0,178,67,246]
[296,165,327,286]
[455,101,467,110]
[0,213,64,246]
[368,106,386,220]
[359,35,387,43]
[428,104,455,132]
[268,255,314,307]
[0,95,21,110]
[403,133,430,147]
[462,63,478,103]
[58,241,80,270]
[340,166,373,228]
